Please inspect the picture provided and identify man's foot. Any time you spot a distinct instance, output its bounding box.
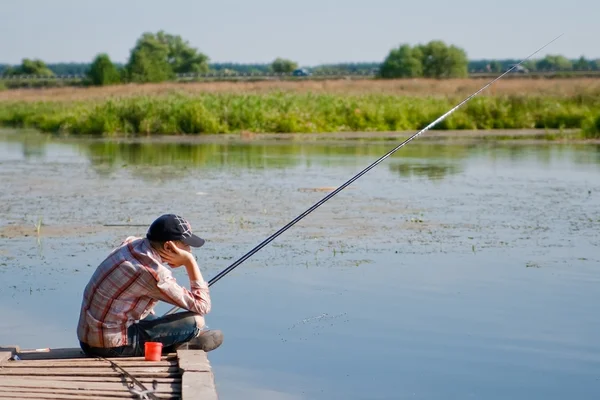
[185,330,224,352]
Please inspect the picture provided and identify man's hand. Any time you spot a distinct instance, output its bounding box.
[158,241,194,268]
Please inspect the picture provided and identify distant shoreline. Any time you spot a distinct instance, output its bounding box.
[0,79,598,138]
[2,77,599,101]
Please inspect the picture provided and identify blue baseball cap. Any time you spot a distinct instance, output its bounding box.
[146,214,205,247]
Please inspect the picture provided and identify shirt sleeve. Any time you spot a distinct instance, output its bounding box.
[152,270,212,316]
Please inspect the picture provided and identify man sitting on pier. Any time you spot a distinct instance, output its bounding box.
[76,214,223,358]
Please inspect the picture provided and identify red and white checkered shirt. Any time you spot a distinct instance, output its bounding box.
[77,236,211,348]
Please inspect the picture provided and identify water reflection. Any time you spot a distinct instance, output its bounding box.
[388,162,462,181]
[1,130,600,184]
[78,140,600,183]
[21,139,47,160]
[84,141,303,170]
[81,140,476,180]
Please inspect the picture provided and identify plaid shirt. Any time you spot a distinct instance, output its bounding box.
[77,236,211,348]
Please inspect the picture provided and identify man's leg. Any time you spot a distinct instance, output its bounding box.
[135,311,223,353]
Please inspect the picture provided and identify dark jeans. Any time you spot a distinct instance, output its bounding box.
[80,311,201,358]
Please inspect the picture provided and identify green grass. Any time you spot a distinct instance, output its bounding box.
[1,91,599,137]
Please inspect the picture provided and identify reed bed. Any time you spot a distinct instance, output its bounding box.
[0,79,598,137]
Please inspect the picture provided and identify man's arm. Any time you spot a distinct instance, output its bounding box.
[183,255,203,282]
[151,265,212,316]
[147,241,212,315]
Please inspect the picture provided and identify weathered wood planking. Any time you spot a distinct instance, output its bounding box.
[0,377,181,391]
[43,376,181,383]
[0,370,179,378]
[0,387,177,400]
[0,347,86,360]
[5,360,177,368]
[0,395,144,400]
[0,345,219,399]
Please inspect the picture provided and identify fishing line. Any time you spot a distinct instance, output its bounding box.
[164,34,563,316]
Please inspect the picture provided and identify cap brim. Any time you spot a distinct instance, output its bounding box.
[182,234,205,248]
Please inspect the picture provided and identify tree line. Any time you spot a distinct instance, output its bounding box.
[378,42,600,78]
[1,31,599,85]
[0,31,305,86]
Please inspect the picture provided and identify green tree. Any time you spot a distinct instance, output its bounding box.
[125,33,172,83]
[417,41,469,78]
[126,46,173,83]
[523,60,537,71]
[536,55,572,71]
[87,54,121,86]
[271,58,298,73]
[5,58,54,76]
[125,31,209,83]
[163,32,210,74]
[379,44,423,78]
[574,56,590,71]
[489,60,503,73]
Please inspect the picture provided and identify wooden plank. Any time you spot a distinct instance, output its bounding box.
[0,390,177,399]
[176,350,217,400]
[0,378,181,393]
[0,387,178,399]
[6,347,174,361]
[176,350,212,373]
[0,391,176,399]
[181,371,218,400]
[12,354,177,362]
[11,354,178,362]
[9,348,86,360]
[0,347,19,356]
[0,365,178,373]
[49,376,180,384]
[0,393,141,400]
[1,392,178,400]
[0,353,12,364]
[0,370,178,378]
[0,387,138,399]
[2,360,177,368]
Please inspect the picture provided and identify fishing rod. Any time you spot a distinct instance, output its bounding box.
[99,355,160,400]
[164,34,563,316]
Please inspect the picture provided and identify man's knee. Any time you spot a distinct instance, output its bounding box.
[194,315,205,330]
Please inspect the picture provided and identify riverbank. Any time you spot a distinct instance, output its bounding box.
[0,93,598,138]
[2,78,600,100]
[0,79,598,138]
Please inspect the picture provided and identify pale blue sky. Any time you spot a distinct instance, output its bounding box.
[1,0,597,65]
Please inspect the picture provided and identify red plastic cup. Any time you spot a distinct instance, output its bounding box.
[144,342,163,361]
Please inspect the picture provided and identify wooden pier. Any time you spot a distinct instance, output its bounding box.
[0,345,218,399]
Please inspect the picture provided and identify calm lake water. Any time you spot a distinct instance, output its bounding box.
[0,130,599,399]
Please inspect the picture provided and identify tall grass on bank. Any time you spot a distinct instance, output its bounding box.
[0,92,599,137]
[2,78,600,101]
